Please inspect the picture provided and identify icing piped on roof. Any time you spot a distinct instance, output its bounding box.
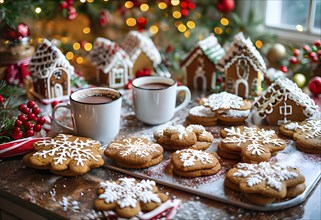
[121,31,161,67]
[89,37,133,73]
[29,39,74,79]
[217,32,266,73]
[254,77,318,117]
[181,34,225,68]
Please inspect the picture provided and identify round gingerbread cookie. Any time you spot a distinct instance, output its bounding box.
[105,138,163,168]
[95,178,168,218]
[23,134,104,176]
[187,105,217,127]
[280,120,321,154]
[225,162,306,205]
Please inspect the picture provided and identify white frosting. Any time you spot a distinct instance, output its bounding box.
[254,77,318,120]
[266,68,286,81]
[294,120,321,139]
[203,92,245,110]
[177,149,213,167]
[33,134,101,166]
[108,138,160,158]
[223,127,284,155]
[233,162,298,191]
[189,106,216,117]
[284,122,299,130]
[218,109,250,118]
[98,178,161,209]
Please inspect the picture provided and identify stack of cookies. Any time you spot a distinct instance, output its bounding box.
[225,162,306,205]
[154,124,214,150]
[187,92,251,126]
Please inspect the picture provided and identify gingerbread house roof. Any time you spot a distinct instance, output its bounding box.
[217,32,266,73]
[254,77,318,117]
[120,31,161,67]
[89,37,133,73]
[29,39,74,79]
[181,35,225,68]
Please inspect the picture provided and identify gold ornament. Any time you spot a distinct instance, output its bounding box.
[266,43,287,67]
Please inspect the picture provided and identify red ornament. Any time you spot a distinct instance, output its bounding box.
[293,49,300,57]
[181,1,188,8]
[317,50,321,57]
[60,1,68,9]
[181,8,189,16]
[289,57,299,64]
[308,52,317,59]
[303,45,311,51]
[188,2,196,10]
[280,65,288,73]
[0,95,4,106]
[216,0,235,13]
[17,23,30,38]
[308,76,321,96]
[314,40,321,47]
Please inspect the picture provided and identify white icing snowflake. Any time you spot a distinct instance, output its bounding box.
[99,178,161,208]
[233,162,298,191]
[109,138,160,158]
[297,120,321,139]
[203,92,244,111]
[223,127,284,155]
[33,134,101,166]
[178,149,213,167]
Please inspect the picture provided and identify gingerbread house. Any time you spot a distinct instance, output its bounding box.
[120,31,161,75]
[254,77,319,125]
[28,39,74,100]
[89,37,133,88]
[217,32,266,98]
[180,35,225,91]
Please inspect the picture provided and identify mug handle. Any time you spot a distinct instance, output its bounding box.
[52,103,75,134]
[174,86,191,113]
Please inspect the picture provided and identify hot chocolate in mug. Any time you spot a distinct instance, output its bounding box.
[52,87,122,143]
[132,76,191,125]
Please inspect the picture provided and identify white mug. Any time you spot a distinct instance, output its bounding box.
[132,76,191,125]
[52,87,122,143]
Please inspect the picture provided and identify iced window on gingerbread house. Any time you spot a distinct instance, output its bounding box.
[112,68,124,85]
[279,102,292,125]
[54,70,62,80]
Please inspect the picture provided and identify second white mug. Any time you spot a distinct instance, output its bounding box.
[132,76,191,125]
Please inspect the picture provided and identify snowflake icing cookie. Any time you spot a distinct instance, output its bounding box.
[225,162,306,205]
[219,126,286,163]
[23,134,104,176]
[94,177,168,218]
[171,149,221,177]
[154,124,214,150]
[187,105,218,127]
[279,119,321,154]
[200,92,251,125]
[105,138,163,168]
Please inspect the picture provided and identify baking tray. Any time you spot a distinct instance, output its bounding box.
[103,124,321,212]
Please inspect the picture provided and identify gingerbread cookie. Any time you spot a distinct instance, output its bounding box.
[154,124,213,150]
[187,105,217,127]
[171,149,221,177]
[280,120,321,154]
[94,177,168,218]
[23,134,104,176]
[201,92,251,125]
[105,138,163,168]
[225,162,306,205]
[219,126,286,163]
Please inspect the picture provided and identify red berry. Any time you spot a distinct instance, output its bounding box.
[308,52,317,58]
[27,100,36,108]
[18,114,28,121]
[314,40,321,47]
[293,49,300,57]
[25,129,34,137]
[280,65,288,73]
[12,131,23,140]
[311,56,319,63]
[24,121,33,130]
[15,120,23,127]
[308,76,321,95]
[188,2,196,10]
[27,113,37,121]
[37,117,46,125]
[143,68,151,76]
[21,107,30,114]
[181,8,189,16]
[51,101,59,108]
[317,50,321,57]
[60,1,68,9]
[303,45,311,51]
[32,107,41,115]
[18,104,27,112]
[33,124,42,132]
[13,126,21,132]
[0,95,5,105]
[289,57,299,64]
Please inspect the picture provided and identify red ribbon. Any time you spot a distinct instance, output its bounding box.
[5,63,30,85]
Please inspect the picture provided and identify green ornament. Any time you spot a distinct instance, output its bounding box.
[293,73,306,88]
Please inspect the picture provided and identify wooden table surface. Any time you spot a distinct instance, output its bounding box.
[0,91,320,220]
